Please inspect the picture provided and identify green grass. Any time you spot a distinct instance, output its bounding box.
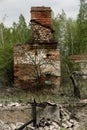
[60,128,66,130]
[0,86,79,104]
[0,89,66,103]
[0,80,87,103]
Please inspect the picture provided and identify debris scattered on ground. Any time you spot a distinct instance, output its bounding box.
[0,102,81,130]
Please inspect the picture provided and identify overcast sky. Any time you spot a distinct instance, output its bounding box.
[0,0,80,27]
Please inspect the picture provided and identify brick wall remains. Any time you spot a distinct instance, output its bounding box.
[14,44,60,90]
[69,55,87,79]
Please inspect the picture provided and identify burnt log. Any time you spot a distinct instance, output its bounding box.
[70,72,80,99]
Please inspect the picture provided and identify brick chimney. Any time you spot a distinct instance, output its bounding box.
[30,7,54,43]
[14,6,61,92]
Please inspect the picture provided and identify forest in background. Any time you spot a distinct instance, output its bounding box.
[0,0,87,86]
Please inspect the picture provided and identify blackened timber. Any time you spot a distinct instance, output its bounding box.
[15,120,33,130]
[28,101,57,108]
[70,72,81,98]
[32,99,37,127]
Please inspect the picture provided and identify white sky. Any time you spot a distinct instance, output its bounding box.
[0,0,80,27]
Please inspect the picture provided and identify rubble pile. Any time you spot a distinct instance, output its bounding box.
[0,102,80,130]
[0,118,79,130]
[36,117,79,130]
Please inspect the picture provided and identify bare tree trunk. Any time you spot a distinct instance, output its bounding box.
[70,73,80,99]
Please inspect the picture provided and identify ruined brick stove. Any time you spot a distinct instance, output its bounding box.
[14,7,61,91]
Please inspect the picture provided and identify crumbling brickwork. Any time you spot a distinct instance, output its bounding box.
[69,55,87,79]
[31,20,53,43]
[14,7,61,91]
[31,7,52,27]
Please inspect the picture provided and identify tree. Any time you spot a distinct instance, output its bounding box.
[0,14,31,85]
[0,43,13,85]
[66,18,77,55]
[0,23,4,46]
[9,14,31,44]
[55,10,67,56]
[17,14,30,43]
[76,0,87,54]
[14,43,60,90]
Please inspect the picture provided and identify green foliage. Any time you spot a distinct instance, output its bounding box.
[15,14,30,43]
[53,10,67,55]
[0,23,4,46]
[60,128,66,130]
[0,43,13,85]
[53,10,81,57]
[76,0,87,54]
[53,11,78,84]
[11,14,31,43]
[0,14,31,85]
[53,1,87,84]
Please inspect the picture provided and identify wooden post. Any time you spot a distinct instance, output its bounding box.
[32,99,37,127]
